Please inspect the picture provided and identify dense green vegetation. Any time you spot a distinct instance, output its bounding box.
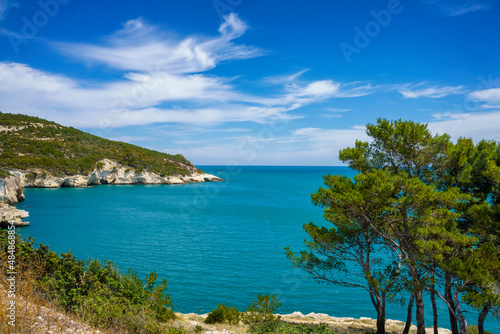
[1,230,175,333]
[287,119,499,334]
[204,293,281,327]
[0,230,294,333]
[0,112,196,177]
[0,169,12,178]
[248,322,340,334]
[204,304,242,325]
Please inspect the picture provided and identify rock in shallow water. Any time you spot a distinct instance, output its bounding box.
[0,202,29,227]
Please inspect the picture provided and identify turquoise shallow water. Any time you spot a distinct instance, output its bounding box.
[14,166,499,332]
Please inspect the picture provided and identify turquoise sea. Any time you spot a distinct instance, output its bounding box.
[15,166,499,332]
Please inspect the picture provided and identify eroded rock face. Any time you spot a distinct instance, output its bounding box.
[0,160,221,228]
[0,202,29,227]
[0,176,25,204]
[18,159,223,188]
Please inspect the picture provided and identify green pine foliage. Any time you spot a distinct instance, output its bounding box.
[287,119,499,334]
[0,112,196,177]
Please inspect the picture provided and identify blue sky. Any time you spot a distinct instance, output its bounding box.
[0,0,499,165]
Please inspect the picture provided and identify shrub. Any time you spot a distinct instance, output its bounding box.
[0,169,12,178]
[204,304,241,325]
[248,321,337,334]
[242,293,281,325]
[467,325,493,334]
[96,162,104,169]
[0,231,175,333]
[25,171,37,179]
[165,327,189,334]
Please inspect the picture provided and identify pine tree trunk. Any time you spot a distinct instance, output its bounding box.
[402,293,415,334]
[431,284,438,334]
[453,290,468,334]
[376,302,386,334]
[478,304,491,334]
[415,290,426,334]
[445,273,459,334]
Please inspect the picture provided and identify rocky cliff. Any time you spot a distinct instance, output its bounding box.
[0,175,25,204]
[0,175,29,227]
[9,158,221,188]
[0,202,29,227]
[0,112,223,228]
[0,159,221,227]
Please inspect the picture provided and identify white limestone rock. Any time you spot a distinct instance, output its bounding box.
[0,202,29,227]
[0,176,25,204]
[10,158,223,189]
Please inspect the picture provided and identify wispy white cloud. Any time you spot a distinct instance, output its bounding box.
[0,0,9,20]
[288,126,370,164]
[0,61,238,111]
[293,127,369,145]
[0,62,362,128]
[263,70,309,85]
[287,80,341,97]
[320,108,352,118]
[54,14,263,74]
[432,112,470,120]
[108,136,155,142]
[0,13,379,138]
[257,77,375,110]
[428,109,500,141]
[326,108,351,112]
[398,84,465,98]
[321,114,343,118]
[163,126,371,166]
[423,0,499,16]
[0,16,376,130]
[469,87,500,104]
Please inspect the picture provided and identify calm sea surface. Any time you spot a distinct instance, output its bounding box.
[15,166,499,332]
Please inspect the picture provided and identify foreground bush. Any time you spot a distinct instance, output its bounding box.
[0,230,174,333]
[242,293,281,325]
[204,293,282,327]
[467,325,493,334]
[204,304,241,325]
[248,321,338,334]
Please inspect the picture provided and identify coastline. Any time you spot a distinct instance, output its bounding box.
[10,158,223,189]
[173,311,453,334]
[0,158,223,227]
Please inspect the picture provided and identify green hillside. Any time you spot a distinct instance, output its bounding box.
[0,112,197,177]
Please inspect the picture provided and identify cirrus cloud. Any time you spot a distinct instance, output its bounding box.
[54,14,264,74]
[398,84,465,98]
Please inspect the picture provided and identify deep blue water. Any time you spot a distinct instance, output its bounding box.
[14,166,499,332]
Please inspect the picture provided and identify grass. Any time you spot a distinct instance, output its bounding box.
[0,169,13,178]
